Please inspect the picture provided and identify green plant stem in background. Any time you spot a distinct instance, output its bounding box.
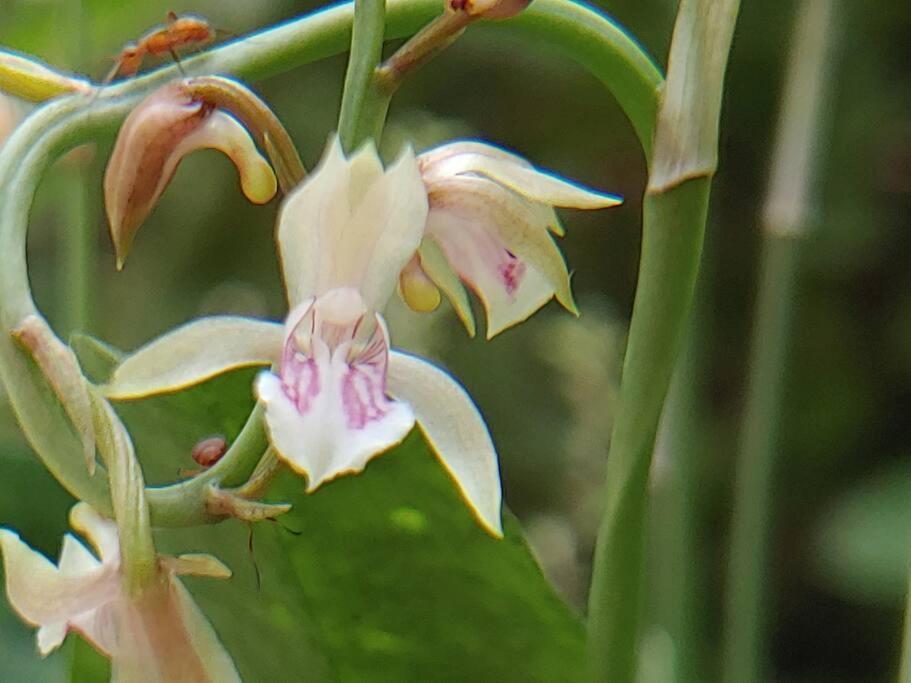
[338,0,389,151]
[0,0,663,528]
[722,2,839,681]
[901,567,911,682]
[586,0,740,680]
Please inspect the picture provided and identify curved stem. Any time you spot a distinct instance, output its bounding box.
[338,0,388,151]
[0,0,663,529]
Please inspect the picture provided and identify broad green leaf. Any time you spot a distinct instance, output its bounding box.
[814,460,911,605]
[69,638,108,682]
[274,432,586,682]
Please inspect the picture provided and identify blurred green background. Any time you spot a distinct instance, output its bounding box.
[1,0,909,681]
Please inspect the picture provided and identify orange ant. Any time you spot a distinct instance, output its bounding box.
[104,11,216,83]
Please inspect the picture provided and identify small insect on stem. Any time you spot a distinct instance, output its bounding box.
[103,11,215,84]
[191,435,229,468]
[178,435,228,478]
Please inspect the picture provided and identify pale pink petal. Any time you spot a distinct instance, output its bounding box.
[420,142,622,209]
[426,205,554,339]
[256,290,415,489]
[0,527,118,654]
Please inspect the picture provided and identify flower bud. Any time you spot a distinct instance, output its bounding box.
[449,0,531,19]
[0,49,93,102]
[104,83,277,269]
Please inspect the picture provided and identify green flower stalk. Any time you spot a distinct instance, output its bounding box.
[586,0,740,680]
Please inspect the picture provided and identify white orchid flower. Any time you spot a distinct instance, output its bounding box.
[404,141,622,338]
[0,503,239,682]
[103,137,504,536]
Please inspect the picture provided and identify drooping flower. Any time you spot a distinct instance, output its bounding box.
[403,141,622,338]
[103,137,505,536]
[104,82,278,269]
[0,503,239,682]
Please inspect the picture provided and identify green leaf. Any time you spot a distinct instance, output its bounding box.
[69,638,108,682]
[274,432,586,682]
[814,460,911,605]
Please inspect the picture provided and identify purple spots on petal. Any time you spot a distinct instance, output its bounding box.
[281,351,320,415]
[341,365,392,430]
[498,251,526,296]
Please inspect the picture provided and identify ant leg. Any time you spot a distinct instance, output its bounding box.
[101,58,124,86]
[168,47,187,76]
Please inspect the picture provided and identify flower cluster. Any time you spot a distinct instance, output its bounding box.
[103,125,620,536]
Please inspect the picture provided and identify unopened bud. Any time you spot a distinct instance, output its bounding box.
[449,0,531,19]
[104,83,277,269]
[0,49,93,102]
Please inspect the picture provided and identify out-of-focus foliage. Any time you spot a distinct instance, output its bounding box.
[1,0,909,680]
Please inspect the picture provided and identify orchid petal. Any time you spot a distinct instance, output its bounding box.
[0,527,118,654]
[426,199,555,339]
[104,317,282,400]
[427,148,622,209]
[169,579,243,683]
[111,580,241,683]
[256,299,415,490]
[277,136,428,309]
[174,110,278,206]
[438,175,581,317]
[256,369,414,491]
[69,501,121,564]
[418,239,477,337]
[387,351,503,537]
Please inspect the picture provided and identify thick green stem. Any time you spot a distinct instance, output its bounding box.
[722,3,838,681]
[0,0,662,528]
[586,0,739,679]
[338,0,388,151]
[587,179,710,682]
[648,291,710,683]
